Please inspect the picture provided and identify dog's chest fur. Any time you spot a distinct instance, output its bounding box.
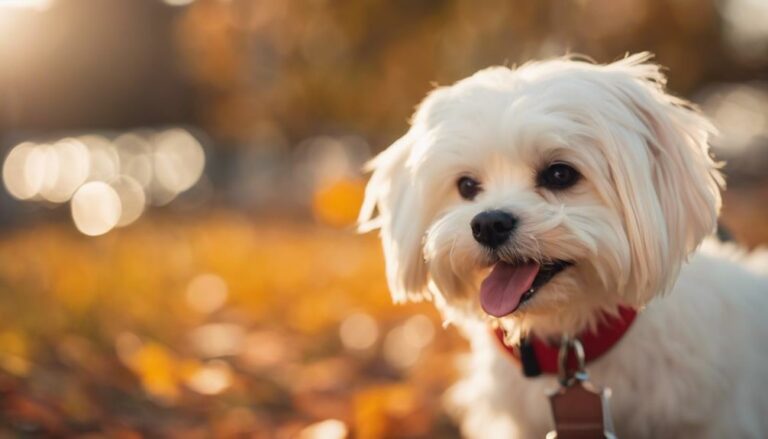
[448,241,768,438]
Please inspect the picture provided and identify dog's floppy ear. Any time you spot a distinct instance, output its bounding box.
[605,53,724,304]
[358,129,431,303]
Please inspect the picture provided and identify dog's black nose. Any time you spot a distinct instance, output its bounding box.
[471,210,517,248]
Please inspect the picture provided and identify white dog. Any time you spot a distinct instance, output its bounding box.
[359,53,768,438]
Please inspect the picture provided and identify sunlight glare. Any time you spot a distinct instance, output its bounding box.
[0,0,53,10]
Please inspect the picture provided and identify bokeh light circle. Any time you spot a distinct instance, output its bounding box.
[3,142,40,200]
[185,360,232,395]
[81,135,120,183]
[23,144,49,200]
[339,312,379,350]
[71,181,122,236]
[153,129,205,194]
[39,138,90,203]
[185,273,229,314]
[115,132,153,188]
[110,175,146,227]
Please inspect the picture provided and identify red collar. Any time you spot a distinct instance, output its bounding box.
[494,306,638,377]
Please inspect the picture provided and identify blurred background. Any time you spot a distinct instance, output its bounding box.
[0,0,766,437]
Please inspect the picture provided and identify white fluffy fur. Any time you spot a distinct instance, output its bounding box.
[360,53,768,438]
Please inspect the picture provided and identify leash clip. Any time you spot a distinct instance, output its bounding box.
[557,335,587,387]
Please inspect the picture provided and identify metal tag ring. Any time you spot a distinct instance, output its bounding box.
[557,336,586,386]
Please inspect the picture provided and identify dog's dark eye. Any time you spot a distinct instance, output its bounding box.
[537,163,581,190]
[457,176,481,200]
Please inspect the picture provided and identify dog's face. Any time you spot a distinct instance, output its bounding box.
[360,54,723,335]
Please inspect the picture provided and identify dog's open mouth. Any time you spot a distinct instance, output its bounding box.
[479,260,571,317]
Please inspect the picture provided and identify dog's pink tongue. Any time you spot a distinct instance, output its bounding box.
[480,262,540,317]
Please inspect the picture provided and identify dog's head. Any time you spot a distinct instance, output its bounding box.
[359,53,723,335]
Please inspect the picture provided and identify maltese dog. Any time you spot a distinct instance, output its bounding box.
[359,53,768,438]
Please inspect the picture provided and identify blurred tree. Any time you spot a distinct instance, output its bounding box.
[173,0,767,149]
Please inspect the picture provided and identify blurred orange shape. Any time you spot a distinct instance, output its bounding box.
[130,342,181,402]
[0,330,27,358]
[289,295,337,334]
[0,355,29,377]
[0,330,30,376]
[353,384,430,439]
[312,178,365,227]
